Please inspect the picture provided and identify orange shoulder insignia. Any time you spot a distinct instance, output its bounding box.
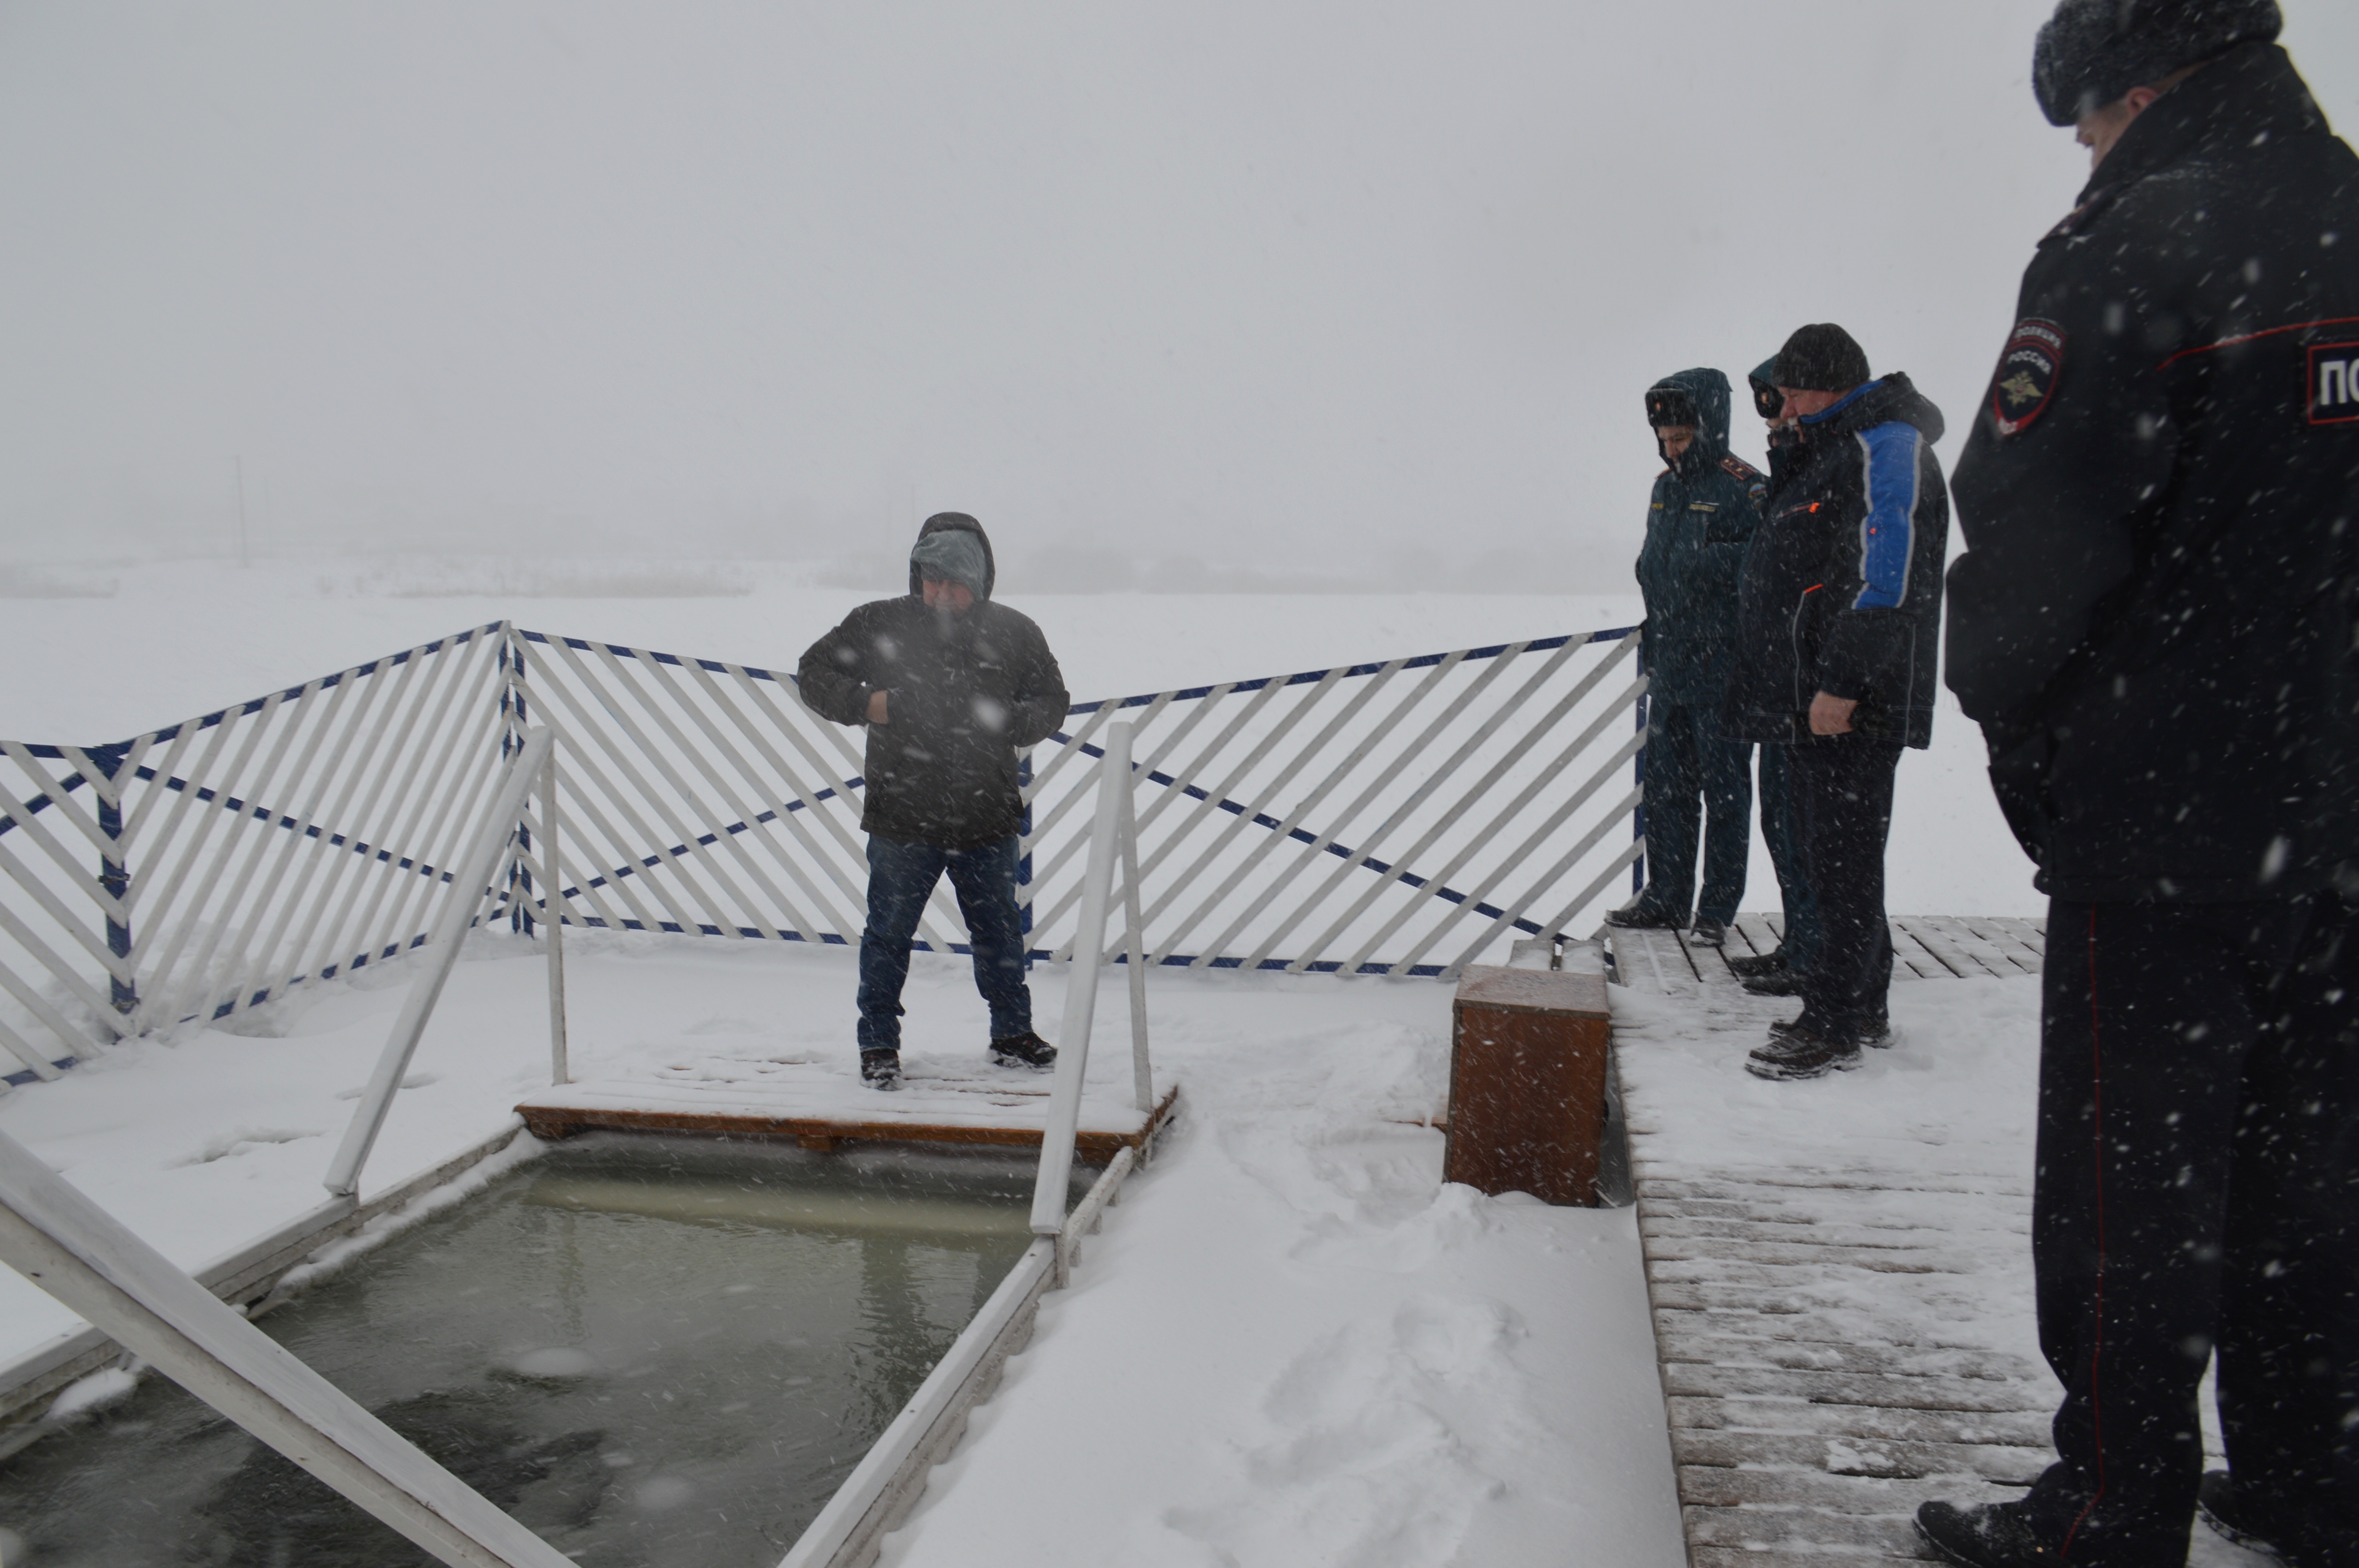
[1719,455,1763,483]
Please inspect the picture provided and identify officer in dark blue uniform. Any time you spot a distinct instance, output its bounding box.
[1918,4,2359,1565]
[1607,368,1765,949]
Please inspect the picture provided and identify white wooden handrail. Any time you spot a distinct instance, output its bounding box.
[1028,721,1141,1240]
[323,728,555,1198]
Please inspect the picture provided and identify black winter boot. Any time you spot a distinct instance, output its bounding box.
[2198,1471,2287,1558]
[988,1031,1057,1070]
[860,1050,902,1091]
[1915,1501,2060,1566]
[1744,1023,1862,1081]
[1604,903,1686,930]
[1770,1013,1891,1048]
[1726,946,1788,977]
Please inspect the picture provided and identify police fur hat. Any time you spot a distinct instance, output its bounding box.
[1773,325,1871,396]
[2033,0,2282,127]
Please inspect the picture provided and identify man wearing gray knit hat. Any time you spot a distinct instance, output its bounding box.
[1927,3,2359,1566]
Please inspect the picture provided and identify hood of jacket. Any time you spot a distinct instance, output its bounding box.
[907,512,998,601]
[1648,366,1733,478]
[1799,372,1947,447]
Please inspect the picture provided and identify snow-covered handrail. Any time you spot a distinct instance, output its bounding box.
[1029,721,1148,1240]
[324,728,555,1198]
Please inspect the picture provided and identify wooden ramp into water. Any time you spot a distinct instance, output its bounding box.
[1608,914,2055,1567]
[517,1049,1180,1160]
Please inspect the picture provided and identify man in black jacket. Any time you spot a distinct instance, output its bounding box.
[1920,5,2359,1566]
[1721,325,1950,1080]
[798,514,1071,1091]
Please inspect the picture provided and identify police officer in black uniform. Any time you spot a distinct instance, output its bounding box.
[1921,3,2359,1565]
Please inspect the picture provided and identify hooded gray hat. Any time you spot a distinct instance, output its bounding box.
[909,527,990,597]
[2033,0,2282,126]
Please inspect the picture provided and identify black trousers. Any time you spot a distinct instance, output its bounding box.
[1636,701,1753,925]
[1757,743,1822,976]
[2023,897,2359,1565]
[1789,737,1898,1034]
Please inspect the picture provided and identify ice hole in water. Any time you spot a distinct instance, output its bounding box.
[0,1131,1096,1568]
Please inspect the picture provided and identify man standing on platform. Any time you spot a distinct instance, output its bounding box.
[798,513,1071,1092]
[1921,4,2359,1564]
[1607,367,1765,950]
[1721,325,1949,1080]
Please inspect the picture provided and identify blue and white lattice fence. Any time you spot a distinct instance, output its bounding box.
[0,620,1648,1088]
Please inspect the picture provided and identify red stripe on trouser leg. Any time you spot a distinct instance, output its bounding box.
[2063,906,2109,1557]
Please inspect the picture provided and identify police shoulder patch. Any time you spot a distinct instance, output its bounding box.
[1992,319,2067,436]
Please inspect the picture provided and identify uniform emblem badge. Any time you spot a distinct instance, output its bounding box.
[1992,319,2066,436]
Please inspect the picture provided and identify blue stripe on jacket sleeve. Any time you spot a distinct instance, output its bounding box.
[1852,422,1921,610]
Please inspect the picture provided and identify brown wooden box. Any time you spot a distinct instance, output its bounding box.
[1444,965,1612,1206]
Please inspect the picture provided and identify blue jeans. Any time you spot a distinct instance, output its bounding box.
[856,835,1033,1054]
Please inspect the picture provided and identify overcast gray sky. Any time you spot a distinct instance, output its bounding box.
[3,3,2354,590]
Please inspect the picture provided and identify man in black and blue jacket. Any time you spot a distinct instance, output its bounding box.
[1721,325,1950,1079]
[1607,367,1765,948]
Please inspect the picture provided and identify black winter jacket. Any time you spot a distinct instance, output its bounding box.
[1635,367,1768,708]
[796,517,1071,849]
[1945,44,2359,903]
[1721,375,1950,750]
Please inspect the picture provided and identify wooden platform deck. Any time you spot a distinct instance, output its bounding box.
[518,1048,1180,1161]
[1612,912,2046,994]
[1607,914,2056,1567]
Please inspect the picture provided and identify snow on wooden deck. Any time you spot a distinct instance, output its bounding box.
[517,1044,1179,1159]
[1607,915,2055,1567]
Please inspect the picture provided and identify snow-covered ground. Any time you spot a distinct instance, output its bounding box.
[0,932,1687,1566]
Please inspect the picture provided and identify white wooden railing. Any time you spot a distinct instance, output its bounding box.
[0,619,1647,1091]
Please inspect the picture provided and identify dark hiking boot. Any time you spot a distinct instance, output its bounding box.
[1688,917,1727,948]
[1915,1501,2060,1566]
[1745,1023,1863,1081]
[1725,946,1788,977]
[1604,903,1686,930]
[860,1050,902,1091]
[2199,1471,2286,1558]
[1741,970,1803,998]
[1771,1014,1891,1048]
[988,1031,1057,1071]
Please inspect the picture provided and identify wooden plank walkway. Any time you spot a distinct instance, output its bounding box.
[517,1047,1179,1160]
[1606,915,2054,1566]
[1613,914,2046,994]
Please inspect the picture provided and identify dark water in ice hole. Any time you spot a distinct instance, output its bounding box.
[0,1132,1087,1568]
